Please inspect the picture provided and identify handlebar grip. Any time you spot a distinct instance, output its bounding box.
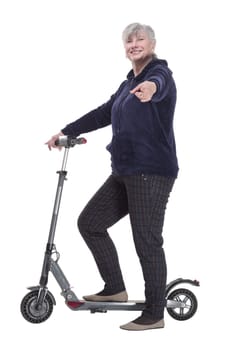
[55,136,87,147]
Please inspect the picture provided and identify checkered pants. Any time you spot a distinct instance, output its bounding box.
[78,174,175,319]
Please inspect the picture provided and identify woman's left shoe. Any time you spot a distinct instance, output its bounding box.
[120,318,164,331]
[83,290,128,302]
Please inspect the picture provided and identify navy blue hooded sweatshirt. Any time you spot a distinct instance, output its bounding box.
[62,58,179,177]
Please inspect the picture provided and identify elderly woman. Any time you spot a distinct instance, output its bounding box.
[46,22,178,331]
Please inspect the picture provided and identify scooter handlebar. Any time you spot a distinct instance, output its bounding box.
[55,136,87,148]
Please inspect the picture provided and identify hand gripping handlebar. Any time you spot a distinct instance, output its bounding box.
[55,136,87,148]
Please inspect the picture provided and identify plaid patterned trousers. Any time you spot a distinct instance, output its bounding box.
[78,174,175,319]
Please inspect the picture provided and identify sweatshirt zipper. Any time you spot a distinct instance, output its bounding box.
[116,79,135,134]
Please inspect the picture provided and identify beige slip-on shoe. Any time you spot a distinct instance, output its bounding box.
[120,318,164,331]
[83,290,128,302]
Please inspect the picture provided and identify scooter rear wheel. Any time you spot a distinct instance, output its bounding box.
[166,288,198,321]
[21,290,54,323]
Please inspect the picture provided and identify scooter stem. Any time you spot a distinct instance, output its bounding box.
[61,147,69,171]
[39,148,70,287]
[48,148,70,246]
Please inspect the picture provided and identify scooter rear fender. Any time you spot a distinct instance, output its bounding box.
[165,278,200,296]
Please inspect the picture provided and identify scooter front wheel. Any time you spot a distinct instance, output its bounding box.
[166,288,198,321]
[21,290,54,323]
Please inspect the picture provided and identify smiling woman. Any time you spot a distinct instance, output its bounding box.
[45,22,178,331]
[1,0,232,345]
[122,23,157,77]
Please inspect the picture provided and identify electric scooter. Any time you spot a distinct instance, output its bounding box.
[20,136,200,324]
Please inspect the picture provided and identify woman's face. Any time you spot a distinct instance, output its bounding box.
[124,30,155,63]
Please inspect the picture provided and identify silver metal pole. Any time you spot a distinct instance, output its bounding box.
[61,147,69,171]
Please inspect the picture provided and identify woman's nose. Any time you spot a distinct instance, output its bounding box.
[130,39,138,47]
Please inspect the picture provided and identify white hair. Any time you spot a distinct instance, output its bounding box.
[122,22,156,44]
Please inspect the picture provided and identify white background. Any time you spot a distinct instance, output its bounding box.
[1,0,232,348]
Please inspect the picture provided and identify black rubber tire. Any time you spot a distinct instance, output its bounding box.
[20,290,54,323]
[166,288,198,321]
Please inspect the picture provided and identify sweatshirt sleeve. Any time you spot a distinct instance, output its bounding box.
[61,94,115,137]
[148,65,174,102]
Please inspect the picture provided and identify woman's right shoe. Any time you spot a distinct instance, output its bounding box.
[83,290,128,302]
[120,318,165,331]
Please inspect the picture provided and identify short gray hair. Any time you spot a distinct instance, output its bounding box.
[122,22,156,44]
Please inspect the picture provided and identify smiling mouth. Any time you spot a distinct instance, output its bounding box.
[130,50,143,54]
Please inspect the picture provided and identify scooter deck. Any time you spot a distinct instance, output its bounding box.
[66,298,186,313]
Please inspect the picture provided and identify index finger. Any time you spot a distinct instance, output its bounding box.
[130,83,143,94]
